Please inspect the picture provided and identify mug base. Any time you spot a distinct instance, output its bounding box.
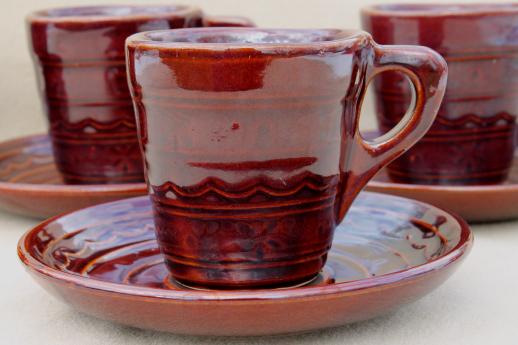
[169,273,320,291]
[386,169,510,186]
[163,252,328,290]
[62,174,145,185]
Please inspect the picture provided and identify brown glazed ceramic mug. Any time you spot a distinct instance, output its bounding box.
[28,5,253,184]
[362,4,518,185]
[126,28,447,289]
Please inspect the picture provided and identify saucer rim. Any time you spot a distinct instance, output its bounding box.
[18,192,473,303]
[368,177,518,193]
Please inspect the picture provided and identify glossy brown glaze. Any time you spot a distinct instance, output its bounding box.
[18,193,473,336]
[367,154,518,223]
[126,28,447,288]
[0,134,146,218]
[362,3,518,185]
[27,5,253,184]
[363,130,518,222]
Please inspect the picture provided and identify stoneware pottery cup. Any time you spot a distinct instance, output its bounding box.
[28,5,253,184]
[362,3,518,185]
[126,28,447,289]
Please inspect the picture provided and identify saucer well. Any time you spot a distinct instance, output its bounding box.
[0,134,147,218]
[18,192,472,336]
[366,150,518,223]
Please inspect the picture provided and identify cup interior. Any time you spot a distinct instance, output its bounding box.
[366,3,518,16]
[138,28,359,45]
[31,5,194,20]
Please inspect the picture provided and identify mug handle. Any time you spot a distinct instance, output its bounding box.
[336,44,448,222]
[202,15,255,27]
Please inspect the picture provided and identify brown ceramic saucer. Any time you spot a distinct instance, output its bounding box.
[18,192,472,336]
[365,132,518,223]
[0,134,146,218]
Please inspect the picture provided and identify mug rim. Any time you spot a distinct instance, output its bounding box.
[362,2,518,18]
[126,27,369,52]
[27,4,202,23]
